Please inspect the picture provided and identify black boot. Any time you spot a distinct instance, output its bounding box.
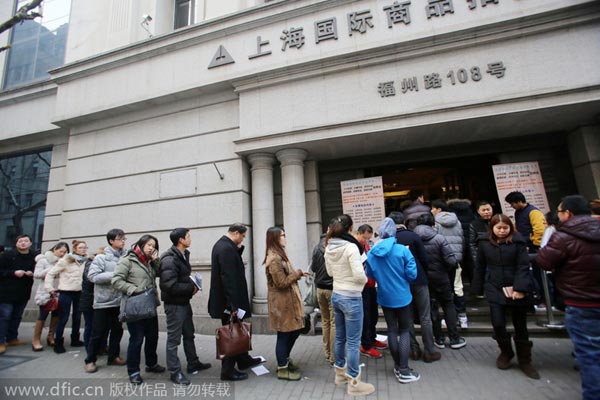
[514,339,540,379]
[496,338,514,369]
[54,338,66,354]
[71,335,84,347]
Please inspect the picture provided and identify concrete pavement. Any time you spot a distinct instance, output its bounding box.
[0,322,581,400]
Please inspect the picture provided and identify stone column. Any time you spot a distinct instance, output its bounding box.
[276,149,309,271]
[247,153,276,315]
[568,126,600,199]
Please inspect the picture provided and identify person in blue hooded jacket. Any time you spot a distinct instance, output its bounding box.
[366,218,419,384]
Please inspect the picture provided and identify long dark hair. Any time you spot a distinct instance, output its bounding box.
[489,214,515,243]
[325,214,353,245]
[263,227,288,264]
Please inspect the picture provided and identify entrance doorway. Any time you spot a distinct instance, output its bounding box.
[368,154,501,213]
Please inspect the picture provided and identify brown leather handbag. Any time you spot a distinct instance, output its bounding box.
[216,313,252,360]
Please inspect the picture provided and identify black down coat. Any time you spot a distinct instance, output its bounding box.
[473,234,535,306]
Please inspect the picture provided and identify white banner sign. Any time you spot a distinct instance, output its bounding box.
[341,176,385,230]
[492,161,550,221]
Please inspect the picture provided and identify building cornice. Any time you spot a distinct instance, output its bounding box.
[49,0,357,84]
[232,2,600,92]
[0,82,57,107]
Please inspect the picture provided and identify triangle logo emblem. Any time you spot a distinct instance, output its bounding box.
[208,45,235,69]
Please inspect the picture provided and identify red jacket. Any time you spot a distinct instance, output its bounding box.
[536,215,600,307]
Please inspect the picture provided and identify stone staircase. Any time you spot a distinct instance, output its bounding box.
[313,294,568,338]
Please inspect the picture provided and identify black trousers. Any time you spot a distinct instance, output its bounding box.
[220,313,253,373]
[489,303,529,342]
[430,283,459,340]
[85,307,123,364]
[276,330,301,366]
[361,287,378,349]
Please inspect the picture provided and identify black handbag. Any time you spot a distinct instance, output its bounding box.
[119,287,160,322]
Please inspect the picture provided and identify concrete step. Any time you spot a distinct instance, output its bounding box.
[312,304,568,338]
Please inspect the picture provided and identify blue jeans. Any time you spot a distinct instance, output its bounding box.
[332,292,363,378]
[0,302,27,344]
[55,291,81,341]
[82,310,94,349]
[565,306,600,400]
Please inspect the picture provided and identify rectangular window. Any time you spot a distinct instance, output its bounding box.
[3,0,71,89]
[174,0,195,29]
[0,150,52,250]
[25,193,33,207]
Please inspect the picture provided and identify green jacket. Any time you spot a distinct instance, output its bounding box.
[111,251,160,296]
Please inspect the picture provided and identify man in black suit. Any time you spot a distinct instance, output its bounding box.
[208,223,262,381]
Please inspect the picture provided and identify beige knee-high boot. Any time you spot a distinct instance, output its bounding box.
[32,320,44,351]
[47,316,59,347]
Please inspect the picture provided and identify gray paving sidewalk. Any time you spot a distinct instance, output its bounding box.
[0,322,581,400]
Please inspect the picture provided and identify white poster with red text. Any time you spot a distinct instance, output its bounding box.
[492,161,550,221]
[341,177,385,231]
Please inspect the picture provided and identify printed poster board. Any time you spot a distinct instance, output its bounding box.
[492,161,550,221]
[341,177,386,231]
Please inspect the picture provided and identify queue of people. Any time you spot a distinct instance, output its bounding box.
[310,192,597,398]
[0,192,597,399]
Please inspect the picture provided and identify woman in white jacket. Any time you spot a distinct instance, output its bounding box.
[32,242,69,351]
[324,214,375,397]
[44,240,86,354]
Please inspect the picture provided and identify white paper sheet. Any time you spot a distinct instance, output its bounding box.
[251,365,270,376]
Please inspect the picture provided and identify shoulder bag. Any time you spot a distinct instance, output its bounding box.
[303,274,318,308]
[119,287,159,322]
[118,262,160,322]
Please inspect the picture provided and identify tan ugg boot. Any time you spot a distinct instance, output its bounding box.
[346,370,375,397]
[334,364,348,386]
[47,316,58,347]
[32,320,44,351]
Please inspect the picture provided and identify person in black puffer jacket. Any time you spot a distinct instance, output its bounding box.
[160,228,211,385]
[413,213,466,350]
[468,201,494,287]
[472,214,539,380]
[389,211,440,363]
